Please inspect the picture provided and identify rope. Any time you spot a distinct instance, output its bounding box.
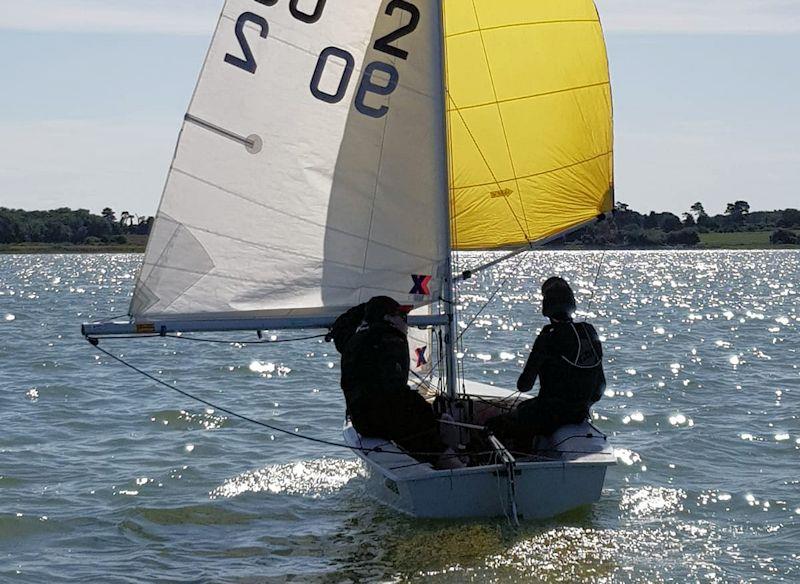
[86,339,459,458]
[91,339,608,466]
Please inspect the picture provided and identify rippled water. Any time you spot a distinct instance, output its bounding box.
[1,251,798,583]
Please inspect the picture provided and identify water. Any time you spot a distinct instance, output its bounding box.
[1,251,798,583]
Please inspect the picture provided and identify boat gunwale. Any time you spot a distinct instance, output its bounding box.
[345,427,615,483]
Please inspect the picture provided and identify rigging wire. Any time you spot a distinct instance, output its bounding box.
[584,250,607,318]
[457,251,528,344]
[406,251,528,395]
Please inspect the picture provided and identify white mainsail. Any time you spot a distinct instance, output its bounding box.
[131,0,449,323]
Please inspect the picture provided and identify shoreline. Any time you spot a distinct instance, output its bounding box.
[2,229,796,255]
[2,244,798,255]
[0,244,147,254]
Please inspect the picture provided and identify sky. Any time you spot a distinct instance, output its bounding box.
[0,0,798,217]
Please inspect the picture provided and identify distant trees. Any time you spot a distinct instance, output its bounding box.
[119,211,134,228]
[666,228,700,246]
[690,202,706,218]
[659,213,682,232]
[771,229,799,245]
[725,200,751,225]
[0,207,153,246]
[725,200,751,216]
[778,209,800,228]
[553,199,798,249]
[4,199,796,250]
[697,213,717,230]
[101,207,117,223]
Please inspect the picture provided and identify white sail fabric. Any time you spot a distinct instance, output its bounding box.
[408,305,435,377]
[131,0,449,322]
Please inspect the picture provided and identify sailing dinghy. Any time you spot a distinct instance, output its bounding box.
[84,0,616,521]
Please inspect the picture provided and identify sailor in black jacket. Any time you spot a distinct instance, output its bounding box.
[488,277,605,445]
[329,296,449,464]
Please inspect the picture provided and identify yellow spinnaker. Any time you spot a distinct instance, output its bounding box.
[444,0,614,251]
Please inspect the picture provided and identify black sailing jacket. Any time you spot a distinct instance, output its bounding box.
[518,320,605,419]
[340,321,410,408]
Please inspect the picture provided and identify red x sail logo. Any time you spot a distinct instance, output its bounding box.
[410,275,432,296]
[415,346,428,368]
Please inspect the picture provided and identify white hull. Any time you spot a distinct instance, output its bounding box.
[344,380,616,520]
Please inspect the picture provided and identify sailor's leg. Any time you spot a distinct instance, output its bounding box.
[516,397,561,439]
[384,390,444,459]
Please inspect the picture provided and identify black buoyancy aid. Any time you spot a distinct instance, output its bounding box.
[538,321,605,408]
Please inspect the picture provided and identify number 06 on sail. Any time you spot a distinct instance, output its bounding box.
[83,0,616,520]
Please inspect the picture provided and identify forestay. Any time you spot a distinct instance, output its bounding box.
[131,0,449,323]
[444,0,614,251]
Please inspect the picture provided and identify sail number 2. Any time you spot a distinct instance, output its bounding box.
[224,0,419,119]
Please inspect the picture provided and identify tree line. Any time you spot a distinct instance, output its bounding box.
[0,207,154,245]
[1,202,798,248]
[554,201,800,248]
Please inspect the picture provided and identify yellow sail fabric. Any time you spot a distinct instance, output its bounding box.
[444,0,614,251]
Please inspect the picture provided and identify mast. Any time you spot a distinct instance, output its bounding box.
[435,0,459,400]
[443,256,459,399]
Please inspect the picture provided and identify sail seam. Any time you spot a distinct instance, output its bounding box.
[160,219,440,272]
[221,11,438,102]
[469,0,531,242]
[139,261,417,294]
[220,12,319,59]
[453,213,606,252]
[162,222,362,270]
[170,168,439,264]
[446,18,600,39]
[447,81,610,113]
[454,150,613,191]
[141,262,354,291]
[358,7,405,304]
[447,92,531,244]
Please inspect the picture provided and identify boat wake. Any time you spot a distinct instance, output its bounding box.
[209,458,365,500]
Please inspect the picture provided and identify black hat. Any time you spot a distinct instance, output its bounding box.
[364,296,401,323]
[541,277,576,319]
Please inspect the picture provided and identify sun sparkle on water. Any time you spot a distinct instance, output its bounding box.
[1,251,798,581]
